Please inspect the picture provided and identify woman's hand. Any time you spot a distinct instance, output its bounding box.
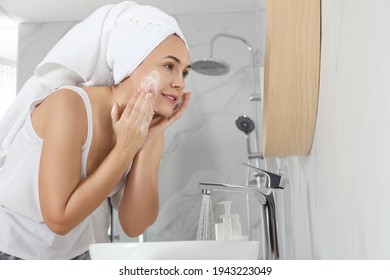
[111,89,155,155]
[142,92,191,148]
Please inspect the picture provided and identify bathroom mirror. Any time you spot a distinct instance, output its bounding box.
[262,0,321,157]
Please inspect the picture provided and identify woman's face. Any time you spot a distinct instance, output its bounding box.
[126,35,191,117]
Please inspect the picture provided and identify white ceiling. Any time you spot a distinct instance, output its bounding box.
[0,0,263,62]
[0,0,263,23]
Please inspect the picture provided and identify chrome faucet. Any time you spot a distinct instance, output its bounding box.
[199,163,283,260]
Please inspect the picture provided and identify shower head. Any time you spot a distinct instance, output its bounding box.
[235,115,255,135]
[192,32,256,79]
[191,57,230,76]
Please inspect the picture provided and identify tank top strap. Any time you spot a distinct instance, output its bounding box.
[59,86,93,178]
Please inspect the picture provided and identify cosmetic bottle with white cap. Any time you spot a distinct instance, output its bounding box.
[215,201,248,241]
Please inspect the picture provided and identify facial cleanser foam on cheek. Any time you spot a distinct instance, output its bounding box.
[140,71,160,110]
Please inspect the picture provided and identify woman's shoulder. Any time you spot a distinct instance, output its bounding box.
[33,88,89,141]
[46,87,88,107]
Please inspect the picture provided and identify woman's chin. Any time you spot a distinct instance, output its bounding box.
[154,107,174,118]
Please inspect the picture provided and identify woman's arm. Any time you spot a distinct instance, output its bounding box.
[118,92,191,237]
[118,133,164,237]
[38,89,154,235]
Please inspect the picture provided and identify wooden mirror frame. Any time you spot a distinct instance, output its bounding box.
[263,0,321,156]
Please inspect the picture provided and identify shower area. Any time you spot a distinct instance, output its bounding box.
[191,32,264,173]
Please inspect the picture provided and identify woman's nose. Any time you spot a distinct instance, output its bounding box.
[171,73,185,89]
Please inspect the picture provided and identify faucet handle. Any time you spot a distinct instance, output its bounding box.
[241,162,283,189]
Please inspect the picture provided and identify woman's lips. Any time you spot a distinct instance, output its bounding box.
[161,93,178,103]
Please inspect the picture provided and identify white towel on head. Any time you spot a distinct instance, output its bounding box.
[0,0,187,155]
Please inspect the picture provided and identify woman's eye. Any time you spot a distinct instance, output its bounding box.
[164,63,174,70]
[183,71,189,79]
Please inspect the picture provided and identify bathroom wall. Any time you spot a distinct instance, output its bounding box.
[16,3,266,253]
[276,0,390,259]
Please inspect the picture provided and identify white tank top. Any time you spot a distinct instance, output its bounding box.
[0,86,127,259]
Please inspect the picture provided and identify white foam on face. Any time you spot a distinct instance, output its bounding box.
[140,71,160,110]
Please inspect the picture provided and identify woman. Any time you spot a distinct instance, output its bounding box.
[0,1,190,259]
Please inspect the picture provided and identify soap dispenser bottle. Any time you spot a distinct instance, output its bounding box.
[215,201,248,241]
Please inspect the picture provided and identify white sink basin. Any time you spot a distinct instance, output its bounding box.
[89,241,260,260]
